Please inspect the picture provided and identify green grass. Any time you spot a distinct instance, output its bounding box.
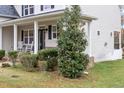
[0,59,124,88]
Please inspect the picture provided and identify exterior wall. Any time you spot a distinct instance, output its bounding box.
[2,5,121,62]
[14,5,65,17]
[81,5,121,62]
[2,26,13,51]
[35,5,65,15]
[14,5,22,17]
[39,20,57,48]
[17,20,58,49]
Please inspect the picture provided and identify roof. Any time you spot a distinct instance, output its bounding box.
[0,10,97,26]
[0,5,19,18]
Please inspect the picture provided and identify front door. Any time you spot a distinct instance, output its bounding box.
[38,27,45,50]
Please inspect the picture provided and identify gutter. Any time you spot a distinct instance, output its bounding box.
[0,14,19,19]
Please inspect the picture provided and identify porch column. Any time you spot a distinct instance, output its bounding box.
[14,24,17,51]
[34,21,38,54]
[87,22,92,57]
[0,27,2,49]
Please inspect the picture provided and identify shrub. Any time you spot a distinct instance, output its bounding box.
[57,5,89,78]
[2,63,11,68]
[0,50,5,60]
[38,48,58,71]
[8,51,18,67]
[20,54,38,72]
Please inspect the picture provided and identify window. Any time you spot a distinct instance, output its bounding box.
[29,5,34,14]
[23,30,33,44]
[41,5,43,11]
[51,5,54,9]
[22,5,34,16]
[44,5,51,9]
[114,31,120,49]
[52,26,57,39]
[40,5,55,11]
[48,25,58,40]
[97,31,100,36]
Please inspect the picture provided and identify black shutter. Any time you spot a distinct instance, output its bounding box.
[22,5,24,16]
[51,5,54,9]
[21,30,24,41]
[48,25,52,39]
[41,5,43,11]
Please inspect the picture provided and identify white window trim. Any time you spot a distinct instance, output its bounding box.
[23,29,34,45]
[41,5,54,11]
[23,5,34,16]
[52,25,57,40]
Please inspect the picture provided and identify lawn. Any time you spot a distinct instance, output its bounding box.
[0,59,124,88]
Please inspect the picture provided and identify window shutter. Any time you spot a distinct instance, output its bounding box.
[48,25,52,39]
[21,30,24,41]
[51,5,54,9]
[22,5,24,16]
[41,5,43,11]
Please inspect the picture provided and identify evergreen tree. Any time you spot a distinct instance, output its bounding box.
[57,5,89,78]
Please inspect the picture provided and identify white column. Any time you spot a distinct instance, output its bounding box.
[14,24,17,51]
[0,27,2,49]
[87,22,92,57]
[34,21,38,54]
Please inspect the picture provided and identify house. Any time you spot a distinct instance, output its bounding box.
[0,5,122,62]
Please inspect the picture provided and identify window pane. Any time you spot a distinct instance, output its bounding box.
[29,31,33,36]
[44,5,50,9]
[51,5,54,9]
[24,5,28,8]
[41,5,43,11]
[53,33,56,38]
[24,31,28,36]
[29,5,33,7]
[52,26,56,32]
[25,38,28,44]
[25,9,28,15]
[114,31,119,49]
[30,7,34,14]
[29,38,33,44]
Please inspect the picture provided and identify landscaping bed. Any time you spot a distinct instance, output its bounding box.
[0,60,124,88]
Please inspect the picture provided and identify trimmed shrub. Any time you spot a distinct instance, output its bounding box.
[57,5,89,78]
[8,51,18,67]
[20,54,38,72]
[38,48,58,71]
[0,50,5,60]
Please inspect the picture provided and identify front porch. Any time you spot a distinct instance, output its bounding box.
[1,20,58,53]
[0,11,95,54]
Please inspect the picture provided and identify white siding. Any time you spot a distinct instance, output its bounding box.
[3,5,121,62]
[14,5,65,17]
[2,27,14,51]
[81,5,121,62]
[35,5,65,15]
[14,5,22,17]
[39,20,57,48]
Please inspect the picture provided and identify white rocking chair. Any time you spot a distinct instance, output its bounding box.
[25,41,34,52]
[17,41,23,51]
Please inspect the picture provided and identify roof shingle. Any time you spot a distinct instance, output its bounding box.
[0,5,19,18]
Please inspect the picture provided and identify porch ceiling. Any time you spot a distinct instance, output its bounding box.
[0,9,97,27]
